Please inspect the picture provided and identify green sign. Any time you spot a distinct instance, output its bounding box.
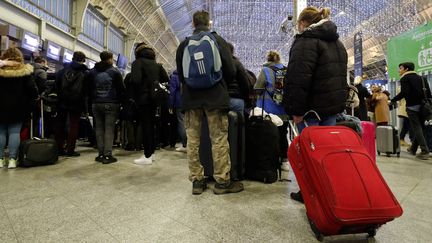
[387,22,432,80]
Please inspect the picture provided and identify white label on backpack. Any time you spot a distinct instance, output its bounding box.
[194,52,204,60]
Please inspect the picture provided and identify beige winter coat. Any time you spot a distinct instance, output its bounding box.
[372,91,390,124]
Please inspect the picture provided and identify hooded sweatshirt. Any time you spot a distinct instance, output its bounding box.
[55,61,89,111]
[0,64,38,123]
[33,62,48,94]
[283,20,348,117]
[88,62,126,104]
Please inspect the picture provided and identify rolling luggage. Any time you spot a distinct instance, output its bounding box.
[245,112,279,183]
[19,100,59,167]
[288,125,403,241]
[361,121,376,160]
[199,111,246,180]
[376,125,400,157]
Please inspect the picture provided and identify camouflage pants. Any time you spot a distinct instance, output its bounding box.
[184,109,231,184]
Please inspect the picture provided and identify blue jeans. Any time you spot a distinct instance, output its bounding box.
[0,122,23,159]
[296,115,337,134]
[229,98,245,114]
[176,109,187,147]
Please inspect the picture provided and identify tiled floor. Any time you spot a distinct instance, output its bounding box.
[0,146,431,243]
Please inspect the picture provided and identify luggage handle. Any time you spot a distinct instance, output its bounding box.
[30,99,45,139]
[288,110,321,138]
[252,87,269,118]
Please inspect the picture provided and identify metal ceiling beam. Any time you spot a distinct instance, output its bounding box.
[103,0,173,68]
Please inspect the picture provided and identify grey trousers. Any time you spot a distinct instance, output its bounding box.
[92,103,120,156]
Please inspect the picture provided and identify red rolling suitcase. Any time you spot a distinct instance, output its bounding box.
[288,125,403,241]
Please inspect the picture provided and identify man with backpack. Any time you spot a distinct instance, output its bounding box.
[54,51,89,157]
[176,10,244,195]
[88,51,126,164]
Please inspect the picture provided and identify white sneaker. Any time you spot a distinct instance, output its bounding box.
[175,146,187,153]
[134,155,152,165]
[281,161,290,171]
[8,159,17,169]
[0,158,4,168]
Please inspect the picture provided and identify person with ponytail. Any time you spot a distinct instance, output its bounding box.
[282,7,348,203]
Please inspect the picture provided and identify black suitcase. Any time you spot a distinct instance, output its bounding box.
[199,111,246,181]
[245,114,279,183]
[19,100,59,167]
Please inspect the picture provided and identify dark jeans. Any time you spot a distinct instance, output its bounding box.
[296,114,337,133]
[92,103,120,156]
[54,109,81,153]
[139,105,156,158]
[400,116,414,142]
[407,109,429,153]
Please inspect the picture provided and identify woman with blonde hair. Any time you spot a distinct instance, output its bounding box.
[255,50,289,170]
[371,85,390,126]
[0,48,38,168]
[283,7,348,202]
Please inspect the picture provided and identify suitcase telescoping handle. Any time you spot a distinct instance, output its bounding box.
[40,98,44,138]
[30,99,45,140]
[288,110,322,138]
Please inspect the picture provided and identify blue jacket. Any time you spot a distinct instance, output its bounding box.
[168,71,182,108]
[255,63,286,116]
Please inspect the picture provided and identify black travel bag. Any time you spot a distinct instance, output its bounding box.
[19,99,58,167]
[244,90,280,183]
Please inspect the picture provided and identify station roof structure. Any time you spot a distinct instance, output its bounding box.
[92,0,432,77]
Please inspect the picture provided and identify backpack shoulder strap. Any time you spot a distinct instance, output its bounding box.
[263,67,274,83]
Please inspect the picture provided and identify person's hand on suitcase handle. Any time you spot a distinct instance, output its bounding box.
[293,115,304,124]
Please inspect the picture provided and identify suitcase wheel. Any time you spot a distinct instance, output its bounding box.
[397,152,400,158]
[367,228,377,238]
[377,151,381,156]
[386,152,391,157]
[308,218,324,242]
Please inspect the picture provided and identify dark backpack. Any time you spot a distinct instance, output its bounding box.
[60,69,85,102]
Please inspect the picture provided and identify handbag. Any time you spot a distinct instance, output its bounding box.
[420,78,432,121]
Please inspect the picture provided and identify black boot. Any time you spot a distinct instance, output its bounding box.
[290,191,304,203]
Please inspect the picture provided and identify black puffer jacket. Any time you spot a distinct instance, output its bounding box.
[88,62,126,104]
[0,64,38,123]
[283,20,348,117]
[176,25,236,111]
[130,47,169,106]
[392,71,432,106]
[228,56,250,102]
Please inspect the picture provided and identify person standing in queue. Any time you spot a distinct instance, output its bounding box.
[283,7,348,203]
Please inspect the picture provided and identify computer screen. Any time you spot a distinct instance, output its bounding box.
[116,54,128,70]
